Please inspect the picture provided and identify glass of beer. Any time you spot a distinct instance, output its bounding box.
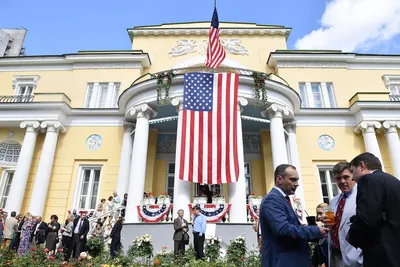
[323,206,335,226]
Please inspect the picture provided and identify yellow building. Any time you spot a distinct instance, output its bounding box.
[0,22,399,230]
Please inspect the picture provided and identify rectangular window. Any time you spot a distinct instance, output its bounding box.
[244,162,252,197]
[166,162,175,202]
[0,171,14,209]
[76,167,102,210]
[17,85,34,96]
[84,82,120,108]
[318,168,339,204]
[299,82,337,108]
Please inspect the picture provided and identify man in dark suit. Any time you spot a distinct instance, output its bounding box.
[260,164,328,267]
[173,209,189,256]
[30,216,48,246]
[347,152,400,267]
[70,213,90,259]
[110,216,123,258]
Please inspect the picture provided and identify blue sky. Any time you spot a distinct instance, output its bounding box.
[1,0,400,55]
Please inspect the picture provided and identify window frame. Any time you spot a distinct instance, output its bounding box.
[83,82,120,108]
[12,75,40,96]
[317,166,339,204]
[73,165,103,210]
[244,162,252,196]
[299,82,337,108]
[0,169,15,209]
[165,161,175,202]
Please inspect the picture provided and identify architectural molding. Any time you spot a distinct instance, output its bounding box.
[261,103,290,119]
[382,75,400,88]
[354,121,382,134]
[284,121,297,133]
[382,121,400,134]
[123,122,135,133]
[20,121,40,132]
[172,56,248,69]
[241,116,270,124]
[40,121,67,134]
[169,39,248,57]
[129,104,157,120]
[12,75,40,89]
[276,61,347,69]
[73,62,143,70]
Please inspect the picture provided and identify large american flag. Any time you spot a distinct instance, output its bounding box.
[205,7,226,69]
[175,72,239,184]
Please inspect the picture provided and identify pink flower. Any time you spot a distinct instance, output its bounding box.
[58,248,63,253]
[49,255,54,261]
[44,248,49,253]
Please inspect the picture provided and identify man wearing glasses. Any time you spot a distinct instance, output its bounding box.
[329,162,363,267]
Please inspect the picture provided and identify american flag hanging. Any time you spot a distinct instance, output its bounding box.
[175,72,239,184]
[205,7,226,68]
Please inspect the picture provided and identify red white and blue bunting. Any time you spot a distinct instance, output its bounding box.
[247,204,259,220]
[137,204,173,223]
[188,203,231,223]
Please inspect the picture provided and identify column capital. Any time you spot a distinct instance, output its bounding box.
[123,122,135,133]
[41,121,66,134]
[130,104,157,120]
[284,121,297,134]
[261,103,290,119]
[382,121,400,134]
[171,97,184,112]
[20,121,40,133]
[238,97,248,112]
[354,121,382,134]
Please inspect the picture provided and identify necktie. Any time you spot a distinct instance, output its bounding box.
[332,194,347,248]
[285,196,292,207]
[78,220,83,232]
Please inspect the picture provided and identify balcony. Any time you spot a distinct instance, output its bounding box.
[0,95,34,103]
[390,95,400,101]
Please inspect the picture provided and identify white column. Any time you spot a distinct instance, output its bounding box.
[5,121,40,213]
[28,121,66,216]
[383,121,400,178]
[261,104,289,169]
[171,98,191,221]
[228,97,249,223]
[284,121,307,219]
[116,123,135,196]
[124,104,157,223]
[354,121,384,169]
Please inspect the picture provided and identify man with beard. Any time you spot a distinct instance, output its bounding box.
[347,152,400,267]
[260,164,329,267]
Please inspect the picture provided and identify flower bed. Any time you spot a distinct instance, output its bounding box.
[0,234,261,266]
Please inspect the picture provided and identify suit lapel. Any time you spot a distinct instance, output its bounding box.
[272,188,300,225]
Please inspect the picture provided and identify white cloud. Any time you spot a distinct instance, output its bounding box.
[295,0,400,52]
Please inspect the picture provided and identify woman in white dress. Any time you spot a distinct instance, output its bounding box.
[103,196,114,224]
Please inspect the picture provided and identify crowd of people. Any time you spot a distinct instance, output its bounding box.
[257,152,400,267]
[0,191,127,261]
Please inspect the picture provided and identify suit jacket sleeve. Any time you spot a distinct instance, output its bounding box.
[82,220,90,237]
[262,195,321,241]
[174,219,183,231]
[349,175,383,248]
[110,224,117,238]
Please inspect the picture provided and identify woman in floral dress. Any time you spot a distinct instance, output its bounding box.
[17,213,36,256]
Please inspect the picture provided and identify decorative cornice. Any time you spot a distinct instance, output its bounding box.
[40,121,66,134]
[129,28,291,37]
[261,103,290,119]
[284,121,297,133]
[72,62,142,70]
[12,75,40,89]
[382,75,400,88]
[382,121,400,134]
[240,115,270,124]
[354,121,382,134]
[20,121,40,133]
[149,116,179,125]
[276,61,347,69]
[130,104,157,120]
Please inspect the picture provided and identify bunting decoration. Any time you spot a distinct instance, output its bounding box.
[189,203,231,223]
[246,204,259,220]
[137,204,173,223]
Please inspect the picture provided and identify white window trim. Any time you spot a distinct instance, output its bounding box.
[316,165,337,203]
[300,82,337,108]
[0,168,15,209]
[84,82,120,108]
[165,161,175,193]
[244,161,252,196]
[72,165,103,210]
[12,75,40,96]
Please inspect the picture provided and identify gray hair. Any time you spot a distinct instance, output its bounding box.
[177,209,184,213]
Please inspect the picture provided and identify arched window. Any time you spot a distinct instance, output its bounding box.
[0,141,21,167]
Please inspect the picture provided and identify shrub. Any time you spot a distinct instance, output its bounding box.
[86,237,105,257]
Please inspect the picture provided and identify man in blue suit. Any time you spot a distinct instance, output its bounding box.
[260,164,329,267]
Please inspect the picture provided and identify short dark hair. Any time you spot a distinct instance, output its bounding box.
[274,164,296,184]
[350,152,382,171]
[193,205,201,211]
[108,196,113,201]
[11,211,16,217]
[332,162,350,176]
[101,198,106,202]
[50,214,58,221]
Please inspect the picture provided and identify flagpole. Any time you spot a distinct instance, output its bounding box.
[214,0,216,7]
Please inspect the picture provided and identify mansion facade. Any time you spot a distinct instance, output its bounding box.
[0,22,399,224]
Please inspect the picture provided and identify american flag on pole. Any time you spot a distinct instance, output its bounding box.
[205,7,226,68]
[175,72,239,184]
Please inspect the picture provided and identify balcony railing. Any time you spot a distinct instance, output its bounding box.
[390,95,400,101]
[131,66,290,87]
[0,95,34,103]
